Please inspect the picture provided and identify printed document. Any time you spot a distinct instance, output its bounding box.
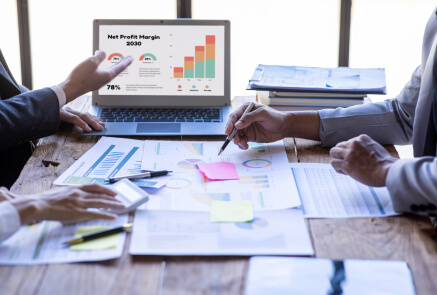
[140,140,301,211]
[129,209,314,256]
[245,257,415,295]
[290,163,398,218]
[0,215,128,265]
[53,137,168,189]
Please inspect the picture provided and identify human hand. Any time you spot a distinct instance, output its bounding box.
[11,184,125,225]
[0,187,14,201]
[59,51,134,103]
[225,103,288,150]
[330,134,399,187]
[60,107,105,132]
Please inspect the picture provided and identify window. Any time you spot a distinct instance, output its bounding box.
[193,0,340,97]
[350,0,436,158]
[0,0,22,84]
[28,0,176,89]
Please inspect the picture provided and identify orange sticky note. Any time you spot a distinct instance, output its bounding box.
[197,162,239,181]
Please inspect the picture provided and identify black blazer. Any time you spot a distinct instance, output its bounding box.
[0,51,60,188]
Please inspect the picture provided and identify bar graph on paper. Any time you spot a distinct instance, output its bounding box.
[290,163,399,218]
[53,137,144,186]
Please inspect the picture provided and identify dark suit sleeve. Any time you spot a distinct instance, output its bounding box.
[0,87,60,151]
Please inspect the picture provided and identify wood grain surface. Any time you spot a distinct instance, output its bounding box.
[2,95,436,295]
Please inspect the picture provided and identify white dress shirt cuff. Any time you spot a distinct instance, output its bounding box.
[0,201,21,243]
[50,85,66,108]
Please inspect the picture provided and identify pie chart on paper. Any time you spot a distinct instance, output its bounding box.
[177,159,203,170]
[235,217,268,230]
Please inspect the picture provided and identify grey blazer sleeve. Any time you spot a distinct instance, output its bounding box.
[0,87,60,151]
[386,158,437,214]
[318,66,421,147]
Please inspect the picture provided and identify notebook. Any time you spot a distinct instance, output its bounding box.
[86,19,231,136]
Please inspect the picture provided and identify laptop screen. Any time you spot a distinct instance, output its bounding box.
[94,20,229,106]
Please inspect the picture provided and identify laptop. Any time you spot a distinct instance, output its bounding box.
[87,19,231,136]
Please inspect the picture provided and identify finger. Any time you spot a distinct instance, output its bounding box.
[92,50,106,66]
[60,109,92,132]
[80,198,125,209]
[330,147,347,160]
[71,115,92,132]
[237,135,250,150]
[79,184,117,196]
[225,103,251,135]
[331,158,348,175]
[234,107,265,129]
[74,209,118,221]
[79,113,105,131]
[335,141,348,148]
[105,56,134,79]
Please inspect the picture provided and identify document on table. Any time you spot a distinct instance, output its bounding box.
[245,257,416,295]
[129,209,314,256]
[0,215,128,265]
[53,137,169,188]
[290,163,398,218]
[140,140,301,211]
[247,64,386,94]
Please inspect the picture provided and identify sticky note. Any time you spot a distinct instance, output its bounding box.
[70,226,121,251]
[210,200,253,222]
[197,162,239,181]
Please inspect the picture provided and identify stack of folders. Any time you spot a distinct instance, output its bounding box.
[267,91,368,111]
[248,64,386,111]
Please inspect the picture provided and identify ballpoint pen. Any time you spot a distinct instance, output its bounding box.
[105,170,172,183]
[218,102,255,156]
[64,223,133,246]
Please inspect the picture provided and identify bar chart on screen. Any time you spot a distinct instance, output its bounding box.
[173,35,216,79]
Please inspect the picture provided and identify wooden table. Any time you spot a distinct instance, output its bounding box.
[2,95,437,295]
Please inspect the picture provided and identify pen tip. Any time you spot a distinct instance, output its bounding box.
[218,150,223,156]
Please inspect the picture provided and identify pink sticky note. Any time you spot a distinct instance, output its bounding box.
[197,162,239,181]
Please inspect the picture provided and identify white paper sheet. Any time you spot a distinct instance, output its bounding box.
[53,137,168,189]
[290,163,399,218]
[245,257,415,295]
[140,140,301,211]
[129,209,314,256]
[0,215,128,265]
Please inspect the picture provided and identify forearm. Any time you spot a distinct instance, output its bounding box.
[318,100,411,147]
[283,111,321,141]
[0,88,60,151]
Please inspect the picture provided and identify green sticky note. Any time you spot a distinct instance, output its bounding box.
[210,200,254,222]
[70,226,121,251]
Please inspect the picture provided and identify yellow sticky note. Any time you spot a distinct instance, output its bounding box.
[210,200,254,222]
[70,226,121,251]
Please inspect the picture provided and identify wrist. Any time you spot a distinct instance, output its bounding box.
[381,157,398,185]
[11,198,41,225]
[58,80,80,104]
[283,111,321,140]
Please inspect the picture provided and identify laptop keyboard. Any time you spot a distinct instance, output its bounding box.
[98,108,222,123]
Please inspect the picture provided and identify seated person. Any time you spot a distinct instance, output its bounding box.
[0,51,133,243]
[225,6,437,214]
[0,50,133,187]
[0,184,124,243]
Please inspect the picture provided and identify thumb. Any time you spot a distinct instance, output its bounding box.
[92,50,106,65]
[234,108,265,129]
